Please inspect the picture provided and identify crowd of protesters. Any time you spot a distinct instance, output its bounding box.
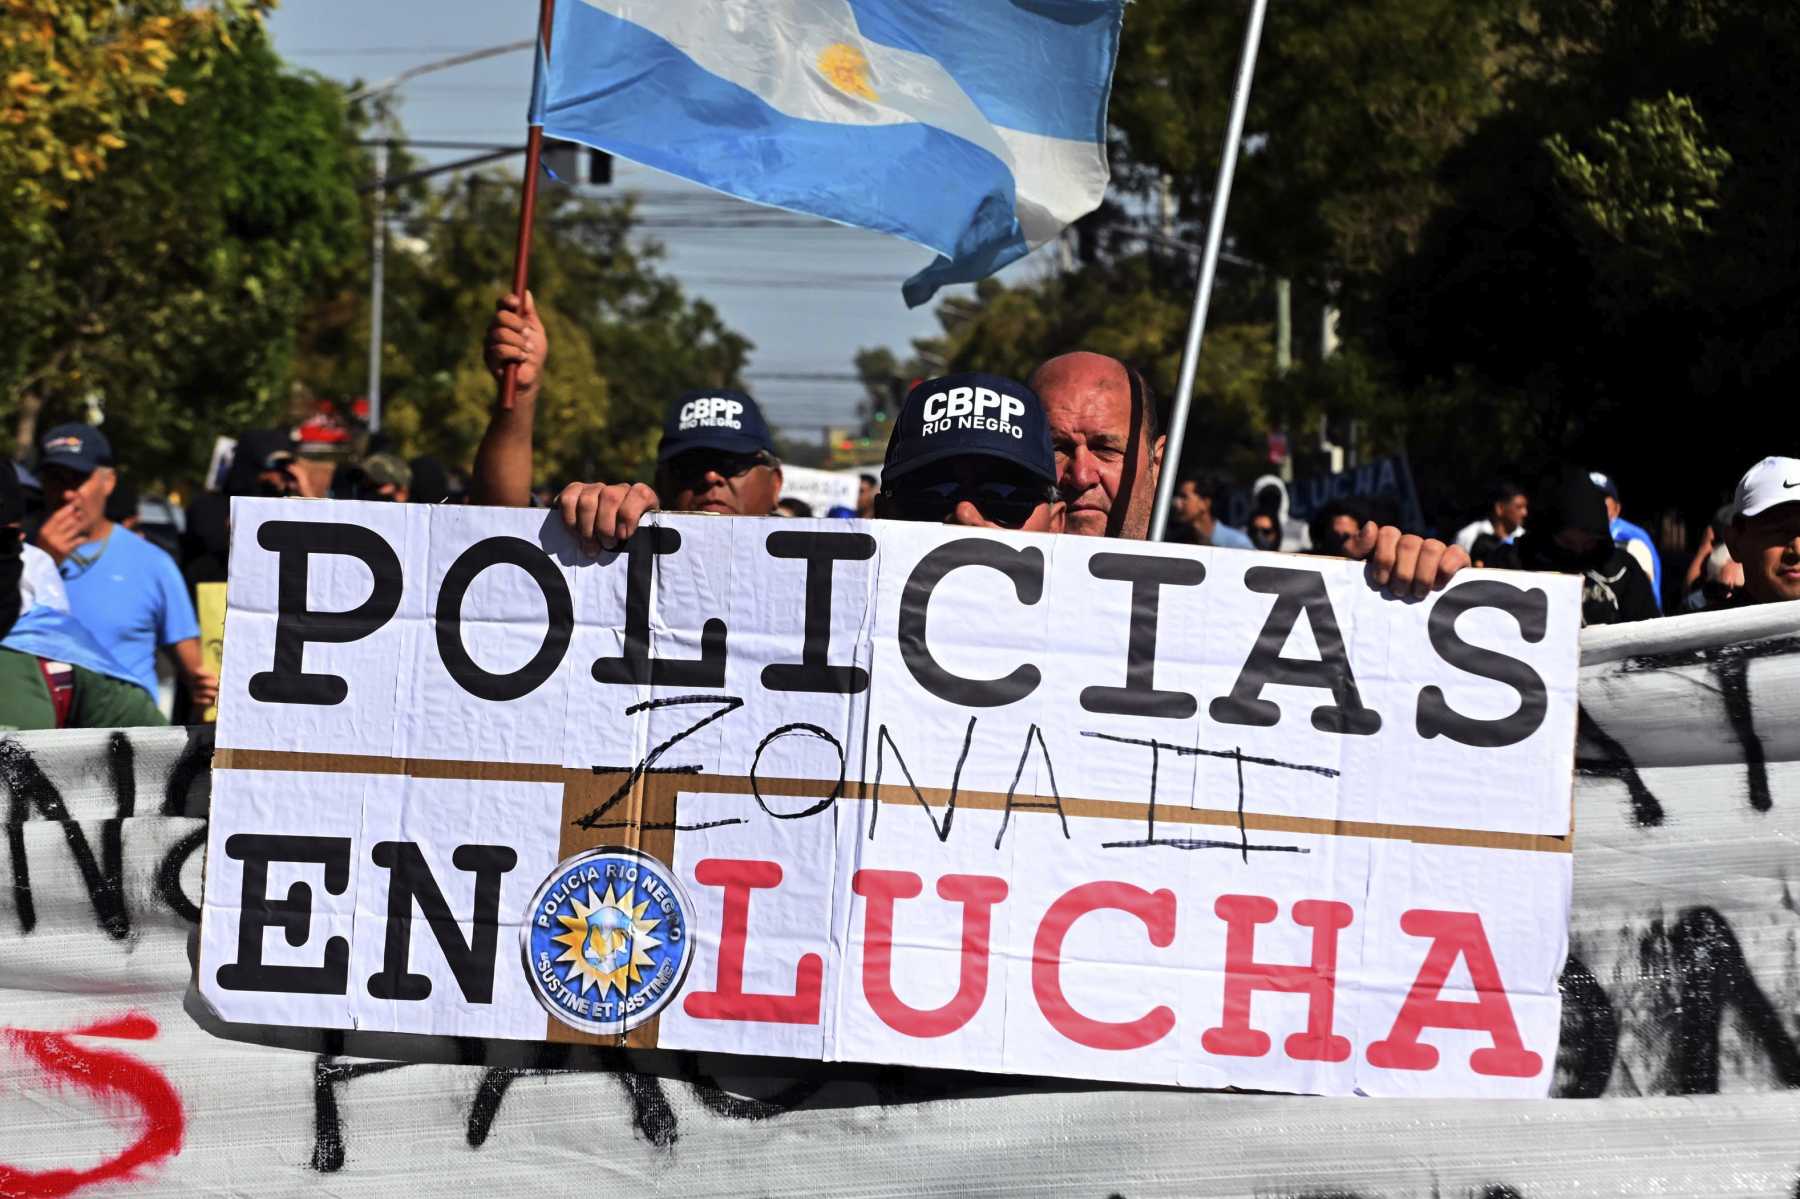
[3,289,1795,732]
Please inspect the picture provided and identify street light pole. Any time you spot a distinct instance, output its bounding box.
[349,40,532,435]
[366,138,389,434]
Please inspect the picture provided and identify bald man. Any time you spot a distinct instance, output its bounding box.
[1029,351,1469,596]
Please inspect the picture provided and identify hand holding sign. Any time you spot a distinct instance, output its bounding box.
[1347,522,1470,599]
[557,480,660,554]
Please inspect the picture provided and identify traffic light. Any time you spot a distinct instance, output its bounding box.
[543,139,614,186]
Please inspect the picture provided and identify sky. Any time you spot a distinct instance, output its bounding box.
[266,1,1045,442]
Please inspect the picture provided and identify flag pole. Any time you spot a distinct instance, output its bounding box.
[501,0,558,410]
[1147,0,1269,541]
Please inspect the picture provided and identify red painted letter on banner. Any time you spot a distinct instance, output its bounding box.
[1032,881,1176,1051]
[1366,909,1542,1077]
[683,859,823,1025]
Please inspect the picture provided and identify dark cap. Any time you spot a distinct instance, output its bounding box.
[657,389,776,462]
[1,460,22,526]
[38,423,113,475]
[1587,470,1619,501]
[882,372,1054,485]
[361,452,412,490]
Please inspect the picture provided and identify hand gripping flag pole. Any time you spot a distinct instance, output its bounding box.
[502,0,559,411]
[1148,0,1270,541]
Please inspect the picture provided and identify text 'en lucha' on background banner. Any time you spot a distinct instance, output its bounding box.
[197,500,1580,1098]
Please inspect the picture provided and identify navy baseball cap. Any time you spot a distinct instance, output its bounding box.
[657,389,776,462]
[38,423,113,475]
[882,372,1055,485]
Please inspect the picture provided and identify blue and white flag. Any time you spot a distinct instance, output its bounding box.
[530,0,1124,306]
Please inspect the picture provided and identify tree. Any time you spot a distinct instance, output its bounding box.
[1108,0,1523,285]
[1367,0,1800,521]
[1,0,272,241]
[3,23,363,472]
[297,174,753,486]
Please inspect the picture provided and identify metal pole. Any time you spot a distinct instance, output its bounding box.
[1147,0,1270,542]
[366,138,389,434]
[500,0,558,411]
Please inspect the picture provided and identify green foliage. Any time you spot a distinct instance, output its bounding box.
[1545,93,1731,297]
[299,177,752,486]
[867,0,1799,528]
[3,26,362,474]
[1,0,275,246]
[1109,0,1523,281]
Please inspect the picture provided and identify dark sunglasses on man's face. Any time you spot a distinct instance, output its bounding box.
[883,476,1054,529]
[664,450,770,486]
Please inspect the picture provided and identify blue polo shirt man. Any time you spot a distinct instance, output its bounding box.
[32,423,214,705]
[1590,471,1663,608]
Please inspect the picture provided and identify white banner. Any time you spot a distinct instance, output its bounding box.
[2,593,1799,1194]
[776,464,861,514]
[196,500,1580,1098]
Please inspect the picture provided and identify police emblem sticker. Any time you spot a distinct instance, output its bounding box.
[521,848,695,1035]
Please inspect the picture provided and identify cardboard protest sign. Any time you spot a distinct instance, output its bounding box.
[777,464,863,514]
[1226,455,1425,532]
[197,500,1579,1097]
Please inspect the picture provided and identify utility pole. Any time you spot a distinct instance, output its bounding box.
[347,40,532,434]
[366,139,389,434]
[1274,277,1292,375]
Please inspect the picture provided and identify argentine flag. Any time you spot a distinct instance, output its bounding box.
[530,0,1124,306]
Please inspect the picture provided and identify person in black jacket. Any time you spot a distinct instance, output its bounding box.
[1489,469,1658,626]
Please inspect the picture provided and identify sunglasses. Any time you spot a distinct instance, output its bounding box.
[663,450,773,486]
[883,477,1055,529]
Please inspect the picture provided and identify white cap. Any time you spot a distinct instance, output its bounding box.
[1733,456,1800,519]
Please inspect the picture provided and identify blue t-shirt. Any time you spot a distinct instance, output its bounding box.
[58,525,199,696]
[1209,522,1255,550]
[1610,516,1663,606]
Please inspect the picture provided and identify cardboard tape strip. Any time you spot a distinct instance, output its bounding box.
[214,748,1573,855]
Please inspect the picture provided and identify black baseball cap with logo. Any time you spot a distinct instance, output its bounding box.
[657,389,776,462]
[882,372,1055,485]
[38,423,114,475]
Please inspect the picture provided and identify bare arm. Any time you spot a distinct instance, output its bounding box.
[166,637,219,710]
[1684,524,1716,593]
[472,291,547,507]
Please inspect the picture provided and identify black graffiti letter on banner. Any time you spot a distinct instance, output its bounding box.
[249,522,403,706]
[761,530,876,695]
[367,843,518,1004]
[899,539,1042,707]
[591,526,727,688]
[437,537,573,701]
[1080,552,1205,718]
[1209,567,1381,734]
[215,834,352,995]
[1416,580,1549,748]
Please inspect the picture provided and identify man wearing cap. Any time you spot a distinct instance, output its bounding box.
[1028,350,1468,595]
[0,460,165,730]
[475,292,784,550]
[1589,471,1662,607]
[31,423,217,708]
[356,452,412,502]
[550,389,785,552]
[873,373,1063,530]
[1724,456,1800,606]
